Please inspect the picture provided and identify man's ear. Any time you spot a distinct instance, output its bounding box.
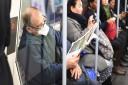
[26,27,33,33]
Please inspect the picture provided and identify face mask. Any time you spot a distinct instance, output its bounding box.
[37,24,49,36]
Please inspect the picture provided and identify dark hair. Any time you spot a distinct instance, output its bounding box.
[88,0,95,3]
[67,0,83,14]
[67,0,77,14]
[108,0,112,3]
[87,0,95,7]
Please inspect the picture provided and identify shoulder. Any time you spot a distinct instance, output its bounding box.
[67,17,79,25]
[48,25,56,36]
[26,33,42,45]
[67,17,81,29]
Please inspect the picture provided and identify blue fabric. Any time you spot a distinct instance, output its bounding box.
[80,50,88,57]
[82,65,96,81]
[55,31,62,46]
[67,71,99,85]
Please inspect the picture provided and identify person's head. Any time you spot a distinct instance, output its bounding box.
[109,0,115,9]
[101,0,109,6]
[22,7,46,35]
[67,0,83,15]
[88,0,97,10]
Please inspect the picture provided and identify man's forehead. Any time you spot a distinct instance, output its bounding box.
[31,9,40,15]
[30,11,43,26]
[31,10,42,20]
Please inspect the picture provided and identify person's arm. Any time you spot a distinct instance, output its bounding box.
[55,31,62,46]
[67,16,96,42]
[55,30,62,63]
[67,19,89,42]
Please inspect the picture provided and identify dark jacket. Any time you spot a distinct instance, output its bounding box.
[100,5,113,22]
[0,0,11,55]
[0,0,13,85]
[17,26,62,84]
[100,5,114,31]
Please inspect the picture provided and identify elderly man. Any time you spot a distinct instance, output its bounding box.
[18,7,81,85]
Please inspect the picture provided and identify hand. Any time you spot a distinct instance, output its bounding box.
[119,12,127,20]
[70,64,82,80]
[107,17,116,23]
[87,15,96,29]
[67,53,80,69]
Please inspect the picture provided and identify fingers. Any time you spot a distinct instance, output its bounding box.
[87,15,96,29]
[88,15,94,21]
[71,68,75,78]
[70,64,82,80]
[74,69,78,79]
[75,65,82,79]
[71,67,78,79]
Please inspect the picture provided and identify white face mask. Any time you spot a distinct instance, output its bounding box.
[37,24,49,36]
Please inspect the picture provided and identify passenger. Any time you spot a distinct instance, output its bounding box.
[84,0,114,85]
[17,7,82,85]
[100,0,127,75]
[67,0,100,85]
[109,0,127,30]
[109,0,128,74]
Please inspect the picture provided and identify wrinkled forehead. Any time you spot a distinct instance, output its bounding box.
[30,10,43,25]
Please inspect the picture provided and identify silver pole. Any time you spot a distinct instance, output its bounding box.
[53,1,56,30]
[95,0,100,78]
[125,0,127,12]
[15,0,23,84]
[62,0,67,85]
[117,0,120,37]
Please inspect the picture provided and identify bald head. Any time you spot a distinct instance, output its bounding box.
[22,7,46,35]
[22,7,43,27]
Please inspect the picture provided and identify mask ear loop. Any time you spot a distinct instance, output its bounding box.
[42,15,47,25]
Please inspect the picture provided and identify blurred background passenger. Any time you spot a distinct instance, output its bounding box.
[100,0,128,75]
[84,0,114,85]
